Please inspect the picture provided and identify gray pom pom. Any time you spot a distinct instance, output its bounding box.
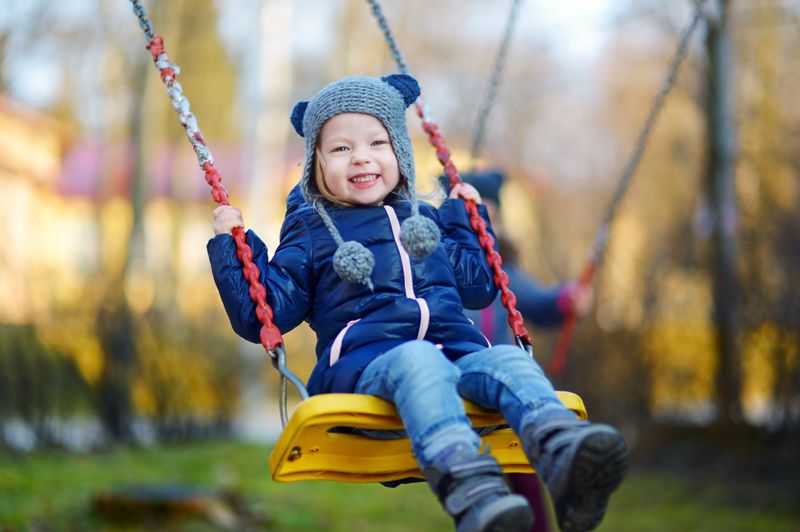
[400,215,441,258]
[333,240,375,289]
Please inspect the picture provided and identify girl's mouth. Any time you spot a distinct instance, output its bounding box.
[350,174,379,188]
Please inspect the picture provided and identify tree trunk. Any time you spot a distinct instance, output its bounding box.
[96,52,150,443]
[704,0,742,424]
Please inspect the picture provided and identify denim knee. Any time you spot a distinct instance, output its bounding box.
[483,344,545,374]
[386,340,460,392]
[455,344,566,432]
[459,345,548,382]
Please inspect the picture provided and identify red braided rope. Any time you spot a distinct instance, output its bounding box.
[145,34,528,351]
[414,103,531,346]
[147,36,284,351]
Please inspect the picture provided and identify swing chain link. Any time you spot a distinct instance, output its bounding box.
[130,0,154,42]
[366,0,533,348]
[550,0,707,376]
[471,0,524,161]
[590,0,706,270]
[366,0,534,348]
[366,0,410,75]
[127,0,288,363]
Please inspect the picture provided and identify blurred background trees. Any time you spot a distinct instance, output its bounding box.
[0,0,797,451]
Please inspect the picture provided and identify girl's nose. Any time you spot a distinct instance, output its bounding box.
[350,146,369,166]
[351,151,369,165]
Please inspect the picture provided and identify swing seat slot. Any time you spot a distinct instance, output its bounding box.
[269,391,587,483]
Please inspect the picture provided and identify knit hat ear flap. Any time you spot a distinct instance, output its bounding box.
[380,74,440,257]
[290,101,309,137]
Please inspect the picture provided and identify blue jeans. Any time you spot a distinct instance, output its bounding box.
[354,340,577,468]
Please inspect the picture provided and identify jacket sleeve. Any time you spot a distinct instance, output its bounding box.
[206,212,314,343]
[505,266,567,327]
[436,199,499,310]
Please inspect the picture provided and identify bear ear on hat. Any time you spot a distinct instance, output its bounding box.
[381,74,420,107]
[290,101,309,137]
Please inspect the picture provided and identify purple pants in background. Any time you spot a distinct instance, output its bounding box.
[509,473,555,532]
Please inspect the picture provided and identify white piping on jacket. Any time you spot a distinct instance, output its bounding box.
[384,206,415,298]
[416,297,430,341]
[384,205,429,341]
[330,206,432,367]
[330,319,361,366]
[467,316,492,348]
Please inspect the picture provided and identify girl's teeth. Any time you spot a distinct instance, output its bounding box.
[352,175,377,183]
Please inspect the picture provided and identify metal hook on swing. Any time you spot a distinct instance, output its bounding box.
[515,335,533,358]
[267,345,310,427]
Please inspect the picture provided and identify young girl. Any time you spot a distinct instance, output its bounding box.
[208,74,628,532]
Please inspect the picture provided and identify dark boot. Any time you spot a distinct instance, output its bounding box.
[522,419,629,532]
[424,443,533,532]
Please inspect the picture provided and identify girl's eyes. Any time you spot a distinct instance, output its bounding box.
[329,139,389,152]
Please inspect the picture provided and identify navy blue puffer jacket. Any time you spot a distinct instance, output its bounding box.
[207,191,498,395]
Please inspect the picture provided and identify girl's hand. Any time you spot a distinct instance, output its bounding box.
[571,284,594,318]
[450,182,482,205]
[212,205,244,235]
[558,282,594,318]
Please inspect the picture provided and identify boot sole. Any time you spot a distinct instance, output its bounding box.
[555,428,629,532]
[460,494,534,532]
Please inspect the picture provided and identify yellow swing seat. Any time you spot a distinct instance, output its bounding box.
[269,391,587,483]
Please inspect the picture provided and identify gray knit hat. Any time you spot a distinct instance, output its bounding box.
[290,74,441,290]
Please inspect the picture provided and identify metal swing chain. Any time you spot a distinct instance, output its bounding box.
[471,0,524,162]
[365,0,533,353]
[549,0,707,376]
[127,0,309,426]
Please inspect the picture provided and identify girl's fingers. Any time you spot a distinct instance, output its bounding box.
[456,183,482,204]
[213,205,241,218]
[212,205,244,235]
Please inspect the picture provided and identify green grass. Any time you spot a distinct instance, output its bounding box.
[0,441,798,531]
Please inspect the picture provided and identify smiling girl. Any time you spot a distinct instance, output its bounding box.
[208,75,627,532]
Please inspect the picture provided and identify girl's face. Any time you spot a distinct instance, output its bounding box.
[317,113,400,206]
